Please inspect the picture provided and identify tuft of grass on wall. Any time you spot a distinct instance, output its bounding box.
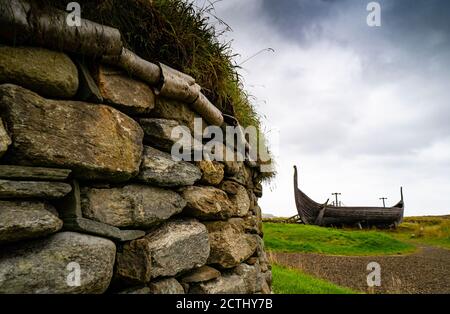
[34,0,274,180]
[33,0,261,125]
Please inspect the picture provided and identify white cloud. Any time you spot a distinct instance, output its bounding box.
[205,0,450,217]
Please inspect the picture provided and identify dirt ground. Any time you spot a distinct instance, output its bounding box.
[271,245,450,294]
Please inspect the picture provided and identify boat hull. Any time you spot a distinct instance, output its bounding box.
[293,165,404,228]
[320,206,403,227]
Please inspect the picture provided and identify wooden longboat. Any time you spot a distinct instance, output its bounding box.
[293,165,404,228]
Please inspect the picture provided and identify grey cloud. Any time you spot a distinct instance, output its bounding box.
[208,0,450,215]
[260,0,341,44]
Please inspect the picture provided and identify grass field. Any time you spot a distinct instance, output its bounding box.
[386,216,450,249]
[263,223,415,255]
[271,264,356,294]
[264,216,449,294]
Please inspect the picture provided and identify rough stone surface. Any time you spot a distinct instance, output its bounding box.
[63,217,145,242]
[97,65,155,114]
[265,270,273,287]
[189,273,247,294]
[139,118,202,156]
[0,84,143,182]
[196,160,224,186]
[81,184,186,229]
[115,239,153,284]
[253,235,270,272]
[137,146,201,187]
[180,265,221,284]
[0,200,63,244]
[246,257,258,265]
[0,179,72,199]
[116,219,209,282]
[117,286,151,294]
[148,278,185,294]
[181,186,238,220]
[260,280,271,294]
[150,97,205,134]
[146,219,210,278]
[74,59,103,103]
[245,205,263,235]
[242,215,263,235]
[0,46,78,98]
[181,282,190,293]
[254,182,263,198]
[0,232,116,293]
[220,180,250,217]
[226,163,252,188]
[223,160,241,176]
[0,46,271,295]
[249,191,258,211]
[253,204,263,223]
[210,142,241,176]
[233,263,262,294]
[0,119,11,158]
[0,165,71,181]
[204,220,257,268]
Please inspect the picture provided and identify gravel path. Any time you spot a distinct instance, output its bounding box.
[271,246,450,294]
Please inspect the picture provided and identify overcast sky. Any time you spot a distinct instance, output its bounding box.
[196,0,450,217]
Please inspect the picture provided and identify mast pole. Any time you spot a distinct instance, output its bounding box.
[332,192,341,207]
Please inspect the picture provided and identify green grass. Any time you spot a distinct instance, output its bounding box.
[266,217,449,294]
[385,216,450,249]
[271,264,356,294]
[263,223,415,256]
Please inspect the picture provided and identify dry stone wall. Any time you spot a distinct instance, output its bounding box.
[0,1,271,294]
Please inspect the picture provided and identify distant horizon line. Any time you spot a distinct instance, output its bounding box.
[262,212,450,218]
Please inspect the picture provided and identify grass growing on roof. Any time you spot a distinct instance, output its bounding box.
[271,264,356,294]
[36,0,247,115]
[263,223,415,256]
[35,0,275,180]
